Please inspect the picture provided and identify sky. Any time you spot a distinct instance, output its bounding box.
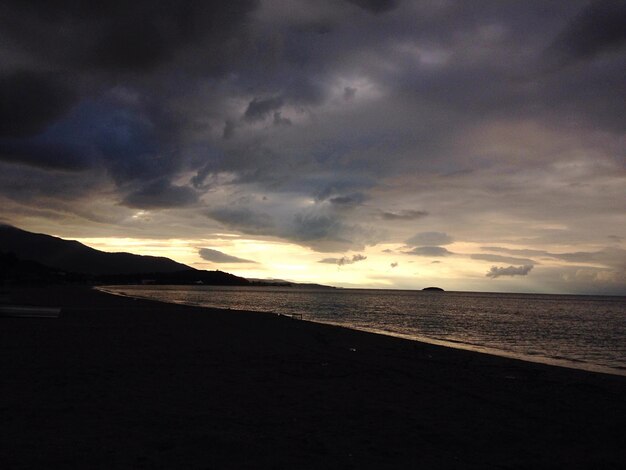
[0,0,625,295]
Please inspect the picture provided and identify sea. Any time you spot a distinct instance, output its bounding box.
[99,285,626,376]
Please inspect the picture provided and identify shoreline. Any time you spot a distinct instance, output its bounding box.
[2,285,626,468]
[96,285,626,378]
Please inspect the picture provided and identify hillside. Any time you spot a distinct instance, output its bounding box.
[0,224,191,275]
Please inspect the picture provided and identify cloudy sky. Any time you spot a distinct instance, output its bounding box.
[1,0,624,294]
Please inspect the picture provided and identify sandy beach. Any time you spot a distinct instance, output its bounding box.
[2,286,625,469]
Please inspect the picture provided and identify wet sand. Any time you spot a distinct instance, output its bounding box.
[2,286,625,469]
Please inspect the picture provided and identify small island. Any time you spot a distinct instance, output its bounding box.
[422,286,444,292]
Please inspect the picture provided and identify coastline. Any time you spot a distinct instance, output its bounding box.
[2,286,626,468]
[96,285,626,378]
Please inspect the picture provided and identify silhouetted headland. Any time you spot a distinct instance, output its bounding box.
[422,286,444,291]
[0,224,190,275]
[0,225,332,288]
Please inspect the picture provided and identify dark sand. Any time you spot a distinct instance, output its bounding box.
[2,287,625,469]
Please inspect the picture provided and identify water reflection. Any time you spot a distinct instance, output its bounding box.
[100,286,626,375]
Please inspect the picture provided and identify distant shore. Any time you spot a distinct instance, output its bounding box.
[2,286,626,469]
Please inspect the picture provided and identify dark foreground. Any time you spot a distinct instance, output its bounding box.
[1,287,625,469]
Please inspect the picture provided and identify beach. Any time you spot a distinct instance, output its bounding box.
[2,287,625,469]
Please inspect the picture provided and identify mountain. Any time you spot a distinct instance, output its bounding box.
[0,251,64,283]
[96,269,250,286]
[0,224,191,275]
[1,225,252,286]
[247,278,336,289]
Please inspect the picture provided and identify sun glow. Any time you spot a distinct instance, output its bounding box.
[65,230,620,294]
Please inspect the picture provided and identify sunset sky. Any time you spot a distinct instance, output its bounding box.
[0,1,624,294]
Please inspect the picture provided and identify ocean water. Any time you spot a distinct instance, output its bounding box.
[99,285,626,376]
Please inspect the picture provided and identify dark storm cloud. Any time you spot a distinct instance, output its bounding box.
[273,112,292,127]
[223,120,237,140]
[291,212,344,242]
[2,0,620,188]
[406,246,452,257]
[345,0,399,14]
[319,254,367,266]
[0,0,258,73]
[290,209,377,252]
[0,139,91,171]
[406,232,453,246]
[0,161,105,204]
[343,87,357,101]
[471,254,536,266]
[0,0,257,185]
[313,178,376,205]
[0,70,76,138]
[547,0,626,65]
[122,178,199,209]
[207,207,275,235]
[486,265,534,278]
[0,98,174,182]
[199,248,257,264]
[205,205,370,252]
[244,96,284,122]
[5,0,618,207]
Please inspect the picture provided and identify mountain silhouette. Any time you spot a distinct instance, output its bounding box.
[0,224,191,275]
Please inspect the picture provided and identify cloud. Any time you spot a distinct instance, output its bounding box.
[481,247,549,258]
[222,120,236,139]
[273,112,292,126]
[0,97,174,182]
[0,70,76,138]
[343,86,357,101]
[483,246,626,270]
[199,248,257,264]
[471,254,536,266]
[0,1,624,295]
[292,211,342,241]
[319,254,367,266]
[0,138,92,171]
[328,193,367,207]
[207,207,275,235]
[346,0,399,14]
[553,247,626,268]
[244,96,284,122]
[380,210,428,221]
[406,232,453,246]
[390,261,398,268]
[203,202,375,253]
[548,266,626,294]
[486,265,534,279]
[0,161,107,207]
[122,179,199,209]
[547,0,626,65]
[406,246,452,257]
[288,210,371,252]
[0,1,258,73]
